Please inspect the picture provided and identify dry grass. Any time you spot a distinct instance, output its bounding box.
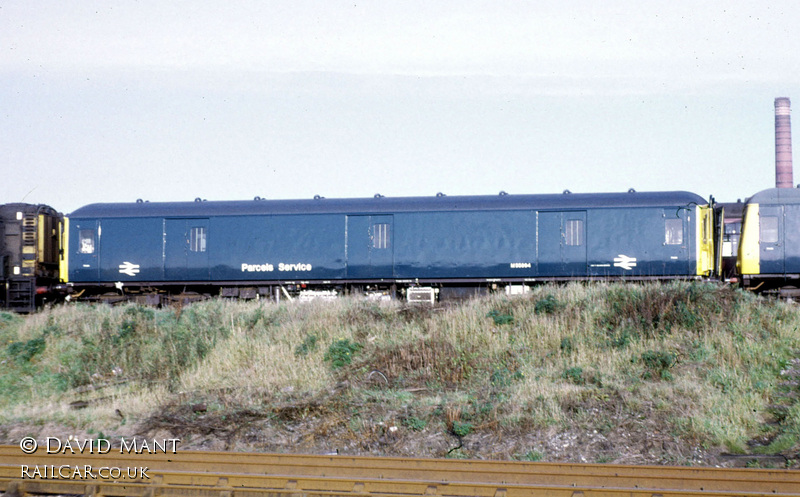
[1,281,799,465]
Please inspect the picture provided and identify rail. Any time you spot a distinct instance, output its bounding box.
[1,444,799,497]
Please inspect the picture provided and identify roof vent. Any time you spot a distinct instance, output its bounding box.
[562,189,572,194]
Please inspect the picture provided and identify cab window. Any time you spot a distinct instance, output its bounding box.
[79,229,95,254]
[665,219,683,245]
[760,216,778,243]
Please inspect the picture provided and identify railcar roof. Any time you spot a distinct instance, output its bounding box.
[747,187,800,205]
[68,191,708,218]
[0,203,61,217]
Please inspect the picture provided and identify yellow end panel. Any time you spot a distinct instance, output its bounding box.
[60,217,69,283]
[695,205,715,276]
[738,203,760,275]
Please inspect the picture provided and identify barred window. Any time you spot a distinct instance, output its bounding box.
[665,219,683,245]
[372,223,389,249]
[79,230,95,254]
[190,226,207,252]
[760,216,778,244]
[565,219,584,246]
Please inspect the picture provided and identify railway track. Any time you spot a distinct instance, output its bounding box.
[1,444,799,497]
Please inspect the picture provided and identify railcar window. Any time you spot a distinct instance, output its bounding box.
[760,216,778,243]
[665,219,683,245]
[190,226,207,252]
[565,219,584,246]
[79,230,95,254]
[373,223,390,249]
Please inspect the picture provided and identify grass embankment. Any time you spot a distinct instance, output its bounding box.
[1,282,799,466]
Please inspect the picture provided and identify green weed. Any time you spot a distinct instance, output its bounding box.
[486,310,514,325]
[534,294,561,315]
[294,333,319,357]
[324,339,363,369]
[641,350,677,381]
[402,416,427,431]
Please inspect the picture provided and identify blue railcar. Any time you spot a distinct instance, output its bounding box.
[63,190,715,301]
[738,187,800,295]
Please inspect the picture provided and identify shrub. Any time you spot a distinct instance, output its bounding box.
[534,294,560,315]
[402,416,427,431]
[641,350,677,380]
[560,337,575,355]
[486,310,514,325]
[324,339,363,369]
[295,333,319,357]
[563,366,585,385]
[6,336,46,363]
[607,328,635,349]
[116,320,136,343]
[490,366,524,387]
[518,449,545,461]
[452,420,473,437]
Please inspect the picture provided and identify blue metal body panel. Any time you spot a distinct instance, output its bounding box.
[585,207,691,277]
[66,191,706,284]
[745,188,800,276]
[786,204,800,274]
[208,214,346,281]
[101,218,164,282]
[393,210,537,278]
[758,205,785,274]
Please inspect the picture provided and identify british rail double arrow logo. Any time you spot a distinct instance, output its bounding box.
[613,254,637,270]
[118,261,140,276]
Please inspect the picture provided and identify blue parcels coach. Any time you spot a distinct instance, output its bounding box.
[60,190,715,303]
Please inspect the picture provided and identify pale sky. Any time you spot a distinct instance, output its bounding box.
[3,1,800,212]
